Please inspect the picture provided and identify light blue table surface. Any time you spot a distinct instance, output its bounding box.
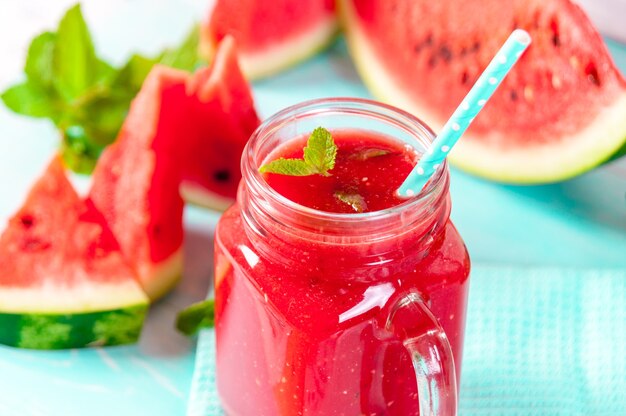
[0,3,625,415]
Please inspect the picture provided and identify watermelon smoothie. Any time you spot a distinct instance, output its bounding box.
[214,99,470,415]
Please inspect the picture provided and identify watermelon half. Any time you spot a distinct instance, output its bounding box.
[341,0,626,183]
[201,0,338,79]
[89,68,187,301]
[182,36,261,209]
[0,158,148,349]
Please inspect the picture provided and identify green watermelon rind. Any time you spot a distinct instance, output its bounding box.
[340,0,626,183]
[608,140,626,162]
[0,304,148,350]
[202,16,339,80]
[448,94,626,183]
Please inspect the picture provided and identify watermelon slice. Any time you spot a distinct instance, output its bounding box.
[182,36,261,209]
[201,0,338,79]
[89,68,188,301]
[341,0,626,183]
[0,157,148,349]
[89,38,258,299]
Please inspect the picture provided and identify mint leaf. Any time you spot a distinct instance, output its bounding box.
[158,25,202,71]
[1,2,204,175]
[303,127,337,176]
[259,158,317,176]
[260,127,337,177]
[350,148,391,161]
[79,94,130,145]
[25,32,57,89]
[334,190,367,213]
[1,82,59,119]
[114,54,156,92]
[176,299,215,336]
[53,4,102,100]
[61,125,104,174]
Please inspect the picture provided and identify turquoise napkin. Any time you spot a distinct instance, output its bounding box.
[187,266,626,415]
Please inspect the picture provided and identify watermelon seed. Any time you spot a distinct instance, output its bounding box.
[413,34,434,54]
[214,169,231,182]
[439,46,452,63]
[524,86,534,101]
[461,71,470,85]
[428,56,438,68]
[470,41,481,53]
[510,90,519,101]
[585,62,601,87]
[550,18,561,47]
[20,215,34,228]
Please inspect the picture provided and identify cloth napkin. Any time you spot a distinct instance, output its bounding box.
[186,266,626,415]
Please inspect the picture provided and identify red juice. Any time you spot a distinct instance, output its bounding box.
[264,131,418,213]
[215,126,470,415]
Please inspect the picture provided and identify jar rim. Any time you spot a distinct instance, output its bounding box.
[242,97,448,226]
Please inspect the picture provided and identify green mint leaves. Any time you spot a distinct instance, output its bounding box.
[303,127,338,175]
[349,148,390,161]
[260,158,323,176]
[334,190,367,213]
[176,299,215,336]
[259,127,338,176]
[157,25,202,71]
[0,4,204,174]
[53,5,108,102]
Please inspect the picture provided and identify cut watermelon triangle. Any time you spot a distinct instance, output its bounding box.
[181,36,261,209]
[89,38,259,299]
[341,0,626,183]
[201,0,338,79]
[89,68,188,301]
[0,157,148,349]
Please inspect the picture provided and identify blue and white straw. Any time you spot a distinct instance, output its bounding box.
[397,29,532,197]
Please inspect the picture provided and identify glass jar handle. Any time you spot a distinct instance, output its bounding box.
[384,291,457,416]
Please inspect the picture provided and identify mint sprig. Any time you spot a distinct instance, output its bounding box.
[176,299,215,336]
[349,148,391,161]
[334,190,367,213]
[1,4,204,174]
[260,127,338,176]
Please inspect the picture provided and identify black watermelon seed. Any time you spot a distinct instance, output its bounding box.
[214,170,231,182]
[20,215,34,228]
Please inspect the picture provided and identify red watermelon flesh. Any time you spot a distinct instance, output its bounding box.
[202,0,338,79]
[182,36,261,209]
[89,67,188,301]
[342,0,626,183]
[89,41,258,297]
[0,157,148,349]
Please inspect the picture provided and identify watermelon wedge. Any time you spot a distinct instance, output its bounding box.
[0,157,148,349]
[89,68,188,301]
[182,36,261,209]
[201,0,338,79]
[341,0,626,183]
[89,38,258,299]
